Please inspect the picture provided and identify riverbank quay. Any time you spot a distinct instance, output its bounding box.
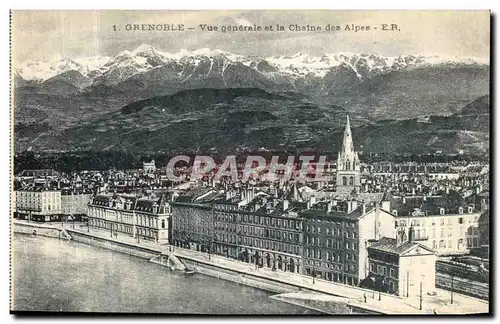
[13,221,489,315]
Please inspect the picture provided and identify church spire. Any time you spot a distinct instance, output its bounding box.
[342,114,354,154]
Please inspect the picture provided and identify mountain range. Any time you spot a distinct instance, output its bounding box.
[13,45,490,154]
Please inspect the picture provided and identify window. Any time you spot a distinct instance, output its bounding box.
[349,176,354,186]
[377,265,382,274]
[459,217,464,224]
[390,268,395,278]
[459,207,464,215]
[343,177,347,186]
[383,266,387,276]
[161,219,165,229]
[440,218,445,225]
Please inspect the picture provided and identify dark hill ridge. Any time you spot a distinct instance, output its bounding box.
[14,50,489,125]
[13,86,490,155]
[456,94,490,115]
[120,88,288,115]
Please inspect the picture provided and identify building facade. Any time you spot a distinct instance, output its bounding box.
[171,189,304,274]
[14,189,62,222]
[87,193,171,244]
[61,191,92,217]
[367,231,437,297]
[171,202,214,252]
[385,193,481,255]
[300,201,395,286]
[213,198,303,274]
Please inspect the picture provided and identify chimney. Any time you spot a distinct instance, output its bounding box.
[408,226,415,242]
[266,202,272,213]
[226,191,231,200]
[310,195,317,207]
[327,201,332,213]
[381,199,390,211]
[283,199,289,211]
[402,196,406,204]
[446,186,450,194]
[348,200,358,213]
[396,229,406,245]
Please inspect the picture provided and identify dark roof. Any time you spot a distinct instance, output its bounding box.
[174,188,216,203]
[92,195,112,206]
[134,199,156,212]
[299,204,366,222]
[390,190,471,216]
[368,237,434,256]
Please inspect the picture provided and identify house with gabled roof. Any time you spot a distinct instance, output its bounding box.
[366,228,437,297]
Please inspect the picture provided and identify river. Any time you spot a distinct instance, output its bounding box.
[11,234,319,314]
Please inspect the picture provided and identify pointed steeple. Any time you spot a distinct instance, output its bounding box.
[341,114,355,154]
[336,114,361,194]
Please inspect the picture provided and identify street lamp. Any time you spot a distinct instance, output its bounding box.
[406,271,410,298]
[312,262,316,284]
[450,274,454,305]
[420,274,425,311]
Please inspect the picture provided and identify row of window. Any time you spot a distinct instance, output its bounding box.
[305,237,358,250]
[305,222,356,233]
[213,234,301,255]
[370,263,396,278]
[305,248,357,262]
[396,216,478,228]
[306,260,355,272]
[89,208,161,229]
[215,212,301,230]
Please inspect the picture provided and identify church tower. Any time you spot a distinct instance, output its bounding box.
[336,115,361,194]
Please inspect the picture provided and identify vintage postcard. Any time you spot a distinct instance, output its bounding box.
[10,10,490,315]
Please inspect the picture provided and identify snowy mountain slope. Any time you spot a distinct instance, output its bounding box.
[14,44,488,85]
[13,44,489,124]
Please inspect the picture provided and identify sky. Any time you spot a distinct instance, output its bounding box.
[11,10,490,62]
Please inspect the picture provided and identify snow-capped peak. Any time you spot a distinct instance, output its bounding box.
[14,45,488,84]
[132,44,157,56]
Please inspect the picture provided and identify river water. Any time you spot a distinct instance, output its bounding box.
[11,234,319,314]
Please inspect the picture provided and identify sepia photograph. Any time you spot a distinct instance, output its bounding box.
[9,10,491,315]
